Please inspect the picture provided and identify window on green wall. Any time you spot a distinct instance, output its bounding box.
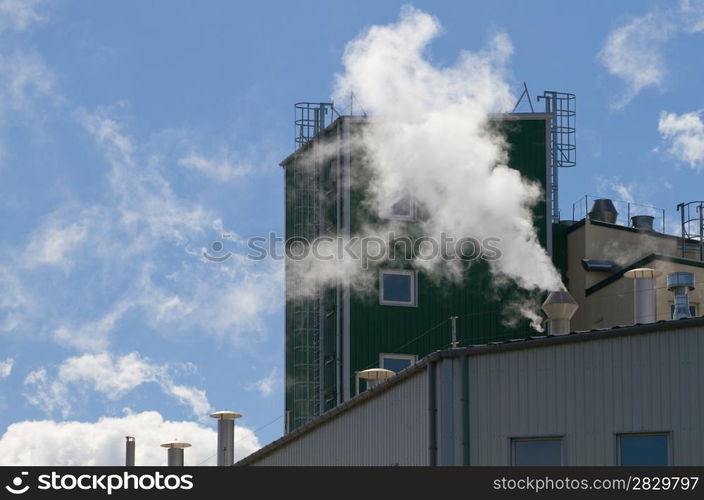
[618,433,669,466]
[380,353,417,373]
[379,269,417,307]
[380,195,415,220]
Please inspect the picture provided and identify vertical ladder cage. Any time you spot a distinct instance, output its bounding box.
[537,91,576,223]
[678,201,704,261]
[295,102,336,149]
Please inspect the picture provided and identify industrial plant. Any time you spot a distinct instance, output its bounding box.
[234,91,704,466]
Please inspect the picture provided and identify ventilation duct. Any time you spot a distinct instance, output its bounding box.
[667,272,695,320]
[581,259,620,273]
[210,411,242,467]
[355,368,395,395]
[588,199,618,224]
[125,436,135,467]
[631,215,655,232]
[624,268,660,324]
[160,441,191,467]
[541,291,579,335]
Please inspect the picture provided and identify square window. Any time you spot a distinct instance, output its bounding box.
[380,353,417,373]
[618,433,669,466]
[379,269,417,307]
[511,438,563,466]
[380,195,415,220]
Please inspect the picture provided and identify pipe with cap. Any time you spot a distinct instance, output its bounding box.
[667,272,695,320]
[160,441,191,466]
[541,291,579,335]
[125,436,135,467]
[624,268,661,324]
[210,411,242,467]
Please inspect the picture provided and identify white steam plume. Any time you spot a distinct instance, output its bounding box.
[331,7,563,293]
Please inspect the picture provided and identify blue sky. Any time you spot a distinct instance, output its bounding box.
[1,0,704,465]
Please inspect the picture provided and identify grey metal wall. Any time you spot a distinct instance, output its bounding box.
[466,326,704,465]
[252,370,428,466]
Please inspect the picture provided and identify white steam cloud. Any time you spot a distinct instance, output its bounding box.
[328,7,563,294]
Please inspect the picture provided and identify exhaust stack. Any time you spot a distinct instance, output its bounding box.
[624,268,661,324]
[125,436,135,466]
[588,199,618,224]
[160,441,191,467]
[541,291,578,335]
[355,368,395,395]
[667,272,695,320]
[210,410,242,467]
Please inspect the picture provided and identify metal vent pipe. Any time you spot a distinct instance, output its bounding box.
[624,268,660,324]
[668,272,695,320]
[541,291,579,335]
[160,441,191,467]
[210,411,242,467]
[125,436,135,467]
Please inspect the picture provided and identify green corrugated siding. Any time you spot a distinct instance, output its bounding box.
[349,118,550,389]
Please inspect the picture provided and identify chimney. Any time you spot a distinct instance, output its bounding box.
[631,215,655,232]
[667,272,695,320]
[160,441,191,466]
[624,268,661,324]
[355,368,395,395]
[125,436,135,466]
[588,199,618,224]
[210,411,242,467]
[541,291,578,335]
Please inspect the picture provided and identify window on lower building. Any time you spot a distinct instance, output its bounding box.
[618,433,669,466]
[379,269,417,307]
[380,353,417,373]
[511,437,563,466]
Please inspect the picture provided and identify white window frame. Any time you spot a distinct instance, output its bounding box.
[510,436,564,466]
[379,353,417,372]
[616,432,671,466]
[379,195,416,221]
[379,268,417,307]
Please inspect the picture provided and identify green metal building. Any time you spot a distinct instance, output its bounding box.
[282,102,572,432]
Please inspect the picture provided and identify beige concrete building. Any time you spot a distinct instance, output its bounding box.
[564,213,704,331]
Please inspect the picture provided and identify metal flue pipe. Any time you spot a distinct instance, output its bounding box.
[125,436,135,466]
[160,441,191,466]
[210,411,242,466]
[668,272,695,320]
[624,268,661,324]
[541,291,579,335]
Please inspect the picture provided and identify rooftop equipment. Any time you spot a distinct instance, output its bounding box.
[624,268,661,324]
[210,411,242,467]
[355,368,395,395]
[537,91,576,224]
[667,272,696,320]
[160,441,191,467]
[541,291,579,335]
[588,199,618,224]
[125,436,135,467]
[677,201,704,261]
[631,215,655,232]
[581,259,619,273]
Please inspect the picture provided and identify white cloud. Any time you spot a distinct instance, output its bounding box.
[178,151,252,182]
[246,367,278,398]
[52,299,134,352]
[658,110,704,167]
[598,1,704,108]
[0,357,13,378]
[0,410,260,466]
[24,352,212,419]
[0,0,45,33]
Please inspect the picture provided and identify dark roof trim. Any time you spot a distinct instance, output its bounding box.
[279,112,551,167]
[235,316,704,466]
[585,253,704,296]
